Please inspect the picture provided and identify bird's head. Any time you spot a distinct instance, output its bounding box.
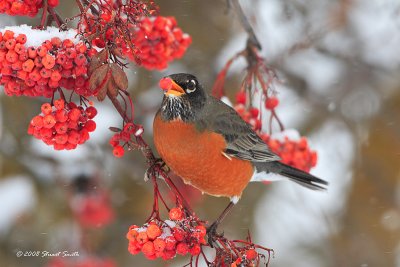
[158,73,207,122]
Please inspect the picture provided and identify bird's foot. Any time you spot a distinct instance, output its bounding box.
[144,158,170,181]
[206,221,224,247]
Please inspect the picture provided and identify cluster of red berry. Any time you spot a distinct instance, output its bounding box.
[132,16,192,70]
[71,191,115,228]
[109,123,143,157]
[0,29,97,98]
[234,91,317,172]
[78,0,189,70]
[126,207,206,260]
[79,0,127,50]
[0,0,59,17]
[234,91,280,132]
[27,99,97,150]
[228,248,260,267]
[47,256,116,267]
[235,104,262,131]
[261,133,317,173]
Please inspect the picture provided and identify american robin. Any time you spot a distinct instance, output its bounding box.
[153,73,327,239]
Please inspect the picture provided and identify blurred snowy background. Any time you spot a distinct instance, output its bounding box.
[1,0,400,266]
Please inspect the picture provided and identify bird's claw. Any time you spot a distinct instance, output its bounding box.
[144,158,170,181]
[206,222,224,247]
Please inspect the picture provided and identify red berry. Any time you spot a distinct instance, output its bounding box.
[173,227,185,242]
[53,99,65,110]
[55,110,68,122]
[153,238,166,252]
[55,134,68,145]
[141,241,155,256]
[16,34,27,44]
[265,97,279,109]
[85,106,97,119]
[169,207,184,220]
[48,0,59,7]
[31,115,44,128]
[42,54,55,69]
[136,231,149,244]
[62,39,74,49]
[50,37,62,48]
[21,59,34,73]
[162,249,176,260]
[3,30,14,40]
[6,50,18,63]
[189,244,201,256]
[84,120,96,132]
[113,145,124,157]
[165,236,177,250]
[55,122,68,134]
[67,130,80,145]
[146,224,162,240]
[236,91,247,104]
[249,107,259,118]
[126,226,139,241]
[36,46,47,57]
[41,103,52,115]
[43,114,56,128]
[68,108,81,121]
[246,249,258,260]
[176,242,189,255]
[5,38,16,50]
[159,77,172,90]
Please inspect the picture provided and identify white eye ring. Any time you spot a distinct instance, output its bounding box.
[186,79,197,93]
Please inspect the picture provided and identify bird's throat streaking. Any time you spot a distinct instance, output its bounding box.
[160,95,195,122]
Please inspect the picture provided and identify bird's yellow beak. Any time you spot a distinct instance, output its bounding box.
[159,77,185,96]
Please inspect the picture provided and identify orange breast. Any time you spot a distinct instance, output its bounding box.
[153,114,254,198]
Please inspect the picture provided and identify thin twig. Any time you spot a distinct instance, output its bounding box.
[230,0,262,50]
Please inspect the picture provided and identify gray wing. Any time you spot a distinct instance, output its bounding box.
[195,97,280,162]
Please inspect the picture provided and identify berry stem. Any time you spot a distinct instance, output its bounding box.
[211,50,245,99]
[108,93,194,214]
[39,0,49,29]
[75,0,85,12]
[47,7,64,27]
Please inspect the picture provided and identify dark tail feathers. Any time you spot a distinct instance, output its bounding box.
[254,161,328,190]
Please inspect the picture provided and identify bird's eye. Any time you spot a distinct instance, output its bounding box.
[186,79,197,93]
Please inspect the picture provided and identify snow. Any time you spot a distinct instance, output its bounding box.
[254,120,354,267]
[351,0,400,68]
[250,171,285,183]
[220,96,232,107]
[2,25,79,47]
[0,176,36,236]
[164,219,176,228]
[283,49,345,93]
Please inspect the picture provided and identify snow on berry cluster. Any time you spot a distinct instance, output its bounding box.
[78,0,156,51]
[132,16,192,70]
[0,0,59,17]
[228,248,260,267]
[126,207,206,260]
[78,0,190,70]
[28,99,97,150]
[261,129,317,173]
[234,91,317,172]
[79,0,130,50]
[0,26,97,98]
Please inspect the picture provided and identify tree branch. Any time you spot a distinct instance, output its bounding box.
[229,0,262,50]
